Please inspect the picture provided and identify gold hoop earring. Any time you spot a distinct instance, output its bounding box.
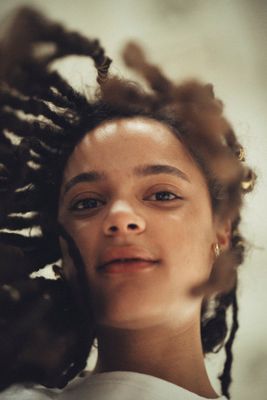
[214,243,221,258]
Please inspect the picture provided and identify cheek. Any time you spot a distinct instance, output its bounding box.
[155,205,214,284]
[76,225,98,262]
[61,218,99,273]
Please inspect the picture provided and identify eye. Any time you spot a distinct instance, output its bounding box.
[147,191,182,201]
[69,197,105,212]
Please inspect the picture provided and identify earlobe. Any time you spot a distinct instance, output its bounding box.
[213,243,221,258]
[215,218,231,252]
[58,235,77,282]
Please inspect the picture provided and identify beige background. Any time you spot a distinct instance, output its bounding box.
[0,1,266,399]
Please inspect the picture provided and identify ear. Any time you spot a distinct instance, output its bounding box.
[56,222,79,283]
[214,217,231,251]
[59,236,76,282]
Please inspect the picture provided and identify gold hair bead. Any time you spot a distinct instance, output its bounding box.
[236,240,245,249]
[241,169,256,192]
[232,228,240,237]
[237,146,246,162]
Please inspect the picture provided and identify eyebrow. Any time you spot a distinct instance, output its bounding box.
[63,164,191,196]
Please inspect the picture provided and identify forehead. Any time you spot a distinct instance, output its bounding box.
[63,117,204,183]
[84,118,174,144]
[68,117,188,161]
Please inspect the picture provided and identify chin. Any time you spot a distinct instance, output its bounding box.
[97,317,162,330]
[95,302,164,330]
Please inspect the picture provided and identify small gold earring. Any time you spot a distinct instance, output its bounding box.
[214,243,221,258]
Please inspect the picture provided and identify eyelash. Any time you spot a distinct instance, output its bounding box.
[146,191,180,201]
[69,191,183,212]
[69,198,104,211]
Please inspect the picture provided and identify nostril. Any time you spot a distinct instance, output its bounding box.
[128,223,138,230]
[109,226,118,232]
[108,223,138,233]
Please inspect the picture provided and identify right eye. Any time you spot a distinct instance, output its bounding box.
[69,197,105,212]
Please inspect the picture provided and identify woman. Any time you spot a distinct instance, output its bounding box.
[0,7,255,400]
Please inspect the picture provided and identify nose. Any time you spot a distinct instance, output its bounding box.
[103,200,146,236]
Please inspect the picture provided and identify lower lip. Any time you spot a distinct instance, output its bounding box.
[99,260,158,274]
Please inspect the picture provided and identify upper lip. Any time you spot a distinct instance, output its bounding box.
[97,246,159,270]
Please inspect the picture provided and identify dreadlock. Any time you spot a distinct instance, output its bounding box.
[0,7,256,398]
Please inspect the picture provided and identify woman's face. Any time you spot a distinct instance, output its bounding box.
[58,117,219,331]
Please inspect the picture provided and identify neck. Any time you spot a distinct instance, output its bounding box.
[92,320,218,399]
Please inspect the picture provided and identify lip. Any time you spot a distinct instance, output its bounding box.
[99,260,158,274]
[97,246,159,273]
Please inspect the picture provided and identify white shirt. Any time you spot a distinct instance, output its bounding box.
[0,371,227,400]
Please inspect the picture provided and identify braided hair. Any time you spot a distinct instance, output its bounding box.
[0,7,256,398]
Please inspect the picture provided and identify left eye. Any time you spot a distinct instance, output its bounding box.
[69,198,104,211]
[148,191,181,201]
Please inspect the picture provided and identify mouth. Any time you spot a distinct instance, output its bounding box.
[98,258,159,274]
[97,246,159,274]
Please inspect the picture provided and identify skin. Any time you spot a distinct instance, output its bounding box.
[58,117,229,398]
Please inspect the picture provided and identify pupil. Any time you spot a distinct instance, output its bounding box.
[78,199,98,209]
[157,192,170,200]
[87,199,98,207]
